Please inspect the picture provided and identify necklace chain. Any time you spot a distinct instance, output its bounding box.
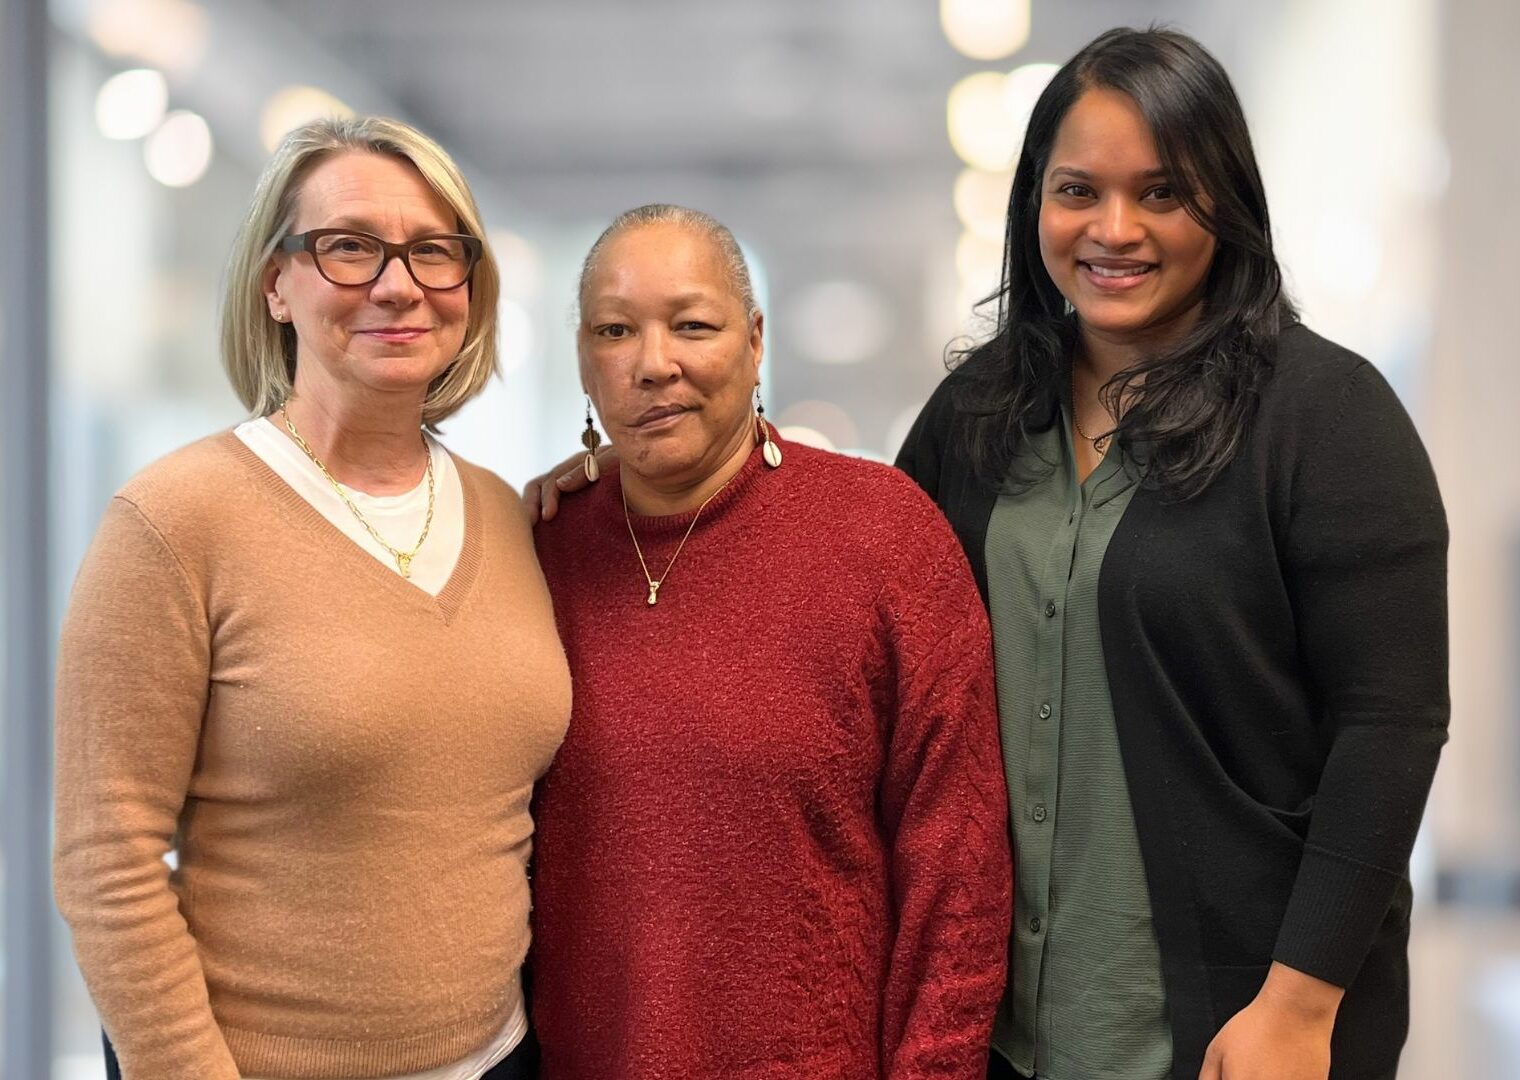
[1070,366,1114,453]
[621,472,737,606]
[280,404,435,579]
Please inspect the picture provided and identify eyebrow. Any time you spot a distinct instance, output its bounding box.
[589,289,721,309]
[668,291,720,307]
[1047,166,1169,182]
[320,215,460,237]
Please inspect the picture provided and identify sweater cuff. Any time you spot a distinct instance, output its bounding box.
[1271,843,1405,988]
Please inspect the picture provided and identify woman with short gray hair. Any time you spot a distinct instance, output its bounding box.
[529,204,1012,1079]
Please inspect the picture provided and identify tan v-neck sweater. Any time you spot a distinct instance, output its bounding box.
[54,432,572,1080]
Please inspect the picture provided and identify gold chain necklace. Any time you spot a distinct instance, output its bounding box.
[1070,366,1113,454]
[280,404,435,578]
[621,473,736,606]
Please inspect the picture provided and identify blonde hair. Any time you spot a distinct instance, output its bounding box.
[220,116,500,427]
[578,203,758,321]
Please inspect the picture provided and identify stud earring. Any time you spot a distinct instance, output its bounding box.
[755,387,782,469]
[581,397,603,482]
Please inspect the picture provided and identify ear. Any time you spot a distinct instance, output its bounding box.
[748,310,765,380]
[261,255,287,323]
[576,341,598,407]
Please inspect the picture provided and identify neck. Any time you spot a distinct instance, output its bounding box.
[278,369,430,496]
[1075,300,1205,382]
[621,420,755,517]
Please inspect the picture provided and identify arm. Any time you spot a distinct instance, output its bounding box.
[53,497,241,1080]
[877,525,1012,1079]
[1203,362,1448,1078]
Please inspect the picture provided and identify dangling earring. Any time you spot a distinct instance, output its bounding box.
[755,386,782,469]
[581,397,603,482]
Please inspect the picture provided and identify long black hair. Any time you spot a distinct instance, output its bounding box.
[950,27,1293,498]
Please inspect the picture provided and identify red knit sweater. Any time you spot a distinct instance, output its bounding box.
[531,437,1011,1079]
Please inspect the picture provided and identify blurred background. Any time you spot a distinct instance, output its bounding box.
[3,0,1516,1076]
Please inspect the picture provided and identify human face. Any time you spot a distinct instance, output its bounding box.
[264,151,471,403]
[1038,87,1217,354]
[579,223,763,489]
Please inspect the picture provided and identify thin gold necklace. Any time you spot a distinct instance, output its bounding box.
[279,404,435,579]
[621,472,736,606]
[1070,365,1114,454]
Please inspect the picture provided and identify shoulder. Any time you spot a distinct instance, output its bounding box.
[114,431,251,532]
[903,368,976,443]
[1252,323,1440,512]
[446,451,537,543]
[782,441,967,560]
[1260,322,1381,419]
[75,432,252,586]
[893,367,986,497]
[782,445,988,645]
[449,451,524,511]
[1245,321,1423,463]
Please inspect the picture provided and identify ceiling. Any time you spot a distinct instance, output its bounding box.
[72,0,1249,453]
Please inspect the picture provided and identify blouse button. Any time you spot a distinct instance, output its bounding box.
[1044,601,1057,618]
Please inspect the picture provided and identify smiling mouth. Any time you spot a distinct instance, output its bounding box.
[360,328,431,340]
[1079,261,1156,289]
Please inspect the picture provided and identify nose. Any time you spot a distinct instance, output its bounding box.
[632,326,681,385]
[1090,194,1146,250]
[369,252,425,305]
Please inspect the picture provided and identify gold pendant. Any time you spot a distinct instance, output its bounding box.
[647,582,660,606]
[396,552,413,578]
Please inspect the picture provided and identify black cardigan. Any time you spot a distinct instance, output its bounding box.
[896,323,1448,1080]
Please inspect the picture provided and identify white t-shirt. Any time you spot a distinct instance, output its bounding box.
[235,416,464,595]
[242,1003,527,1080]
[234,416,526,1079]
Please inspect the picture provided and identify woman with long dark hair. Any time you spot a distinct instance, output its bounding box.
[898,27,1446,1080]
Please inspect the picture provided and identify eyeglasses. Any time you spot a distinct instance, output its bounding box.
[280,229,482,290]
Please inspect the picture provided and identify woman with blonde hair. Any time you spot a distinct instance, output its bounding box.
[54,116,569,1080]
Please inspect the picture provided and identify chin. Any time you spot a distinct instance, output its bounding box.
[1073,300,1164,337]
[624,436,705,478]
[356,357,453,389]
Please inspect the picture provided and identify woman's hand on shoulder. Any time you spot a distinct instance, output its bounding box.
[1199,961,1341,1080]
[523,445,617,524]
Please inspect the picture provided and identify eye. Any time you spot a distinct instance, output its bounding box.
[677,321,717,333]
[1144,184,1179,204]
[594,323,631,339]
[317,234,379,258]
[1055,182,1096,199]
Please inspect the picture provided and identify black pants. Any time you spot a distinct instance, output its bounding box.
[104,1027,539,1079]
[987,1050,1026,1079]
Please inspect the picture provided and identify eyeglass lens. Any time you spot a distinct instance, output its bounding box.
[312,233,473,288]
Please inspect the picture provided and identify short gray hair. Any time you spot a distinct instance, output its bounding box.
[577,204,758,320]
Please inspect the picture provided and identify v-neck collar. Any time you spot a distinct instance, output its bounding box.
[1057,375,1140,508]
[220,431,484,624]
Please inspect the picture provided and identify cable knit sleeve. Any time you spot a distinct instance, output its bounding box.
[1271,361,1449,987]
[53,496,241,1080]
[876,495,1012,1079]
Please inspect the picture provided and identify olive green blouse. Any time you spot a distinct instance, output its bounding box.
[984,406,1171,1080]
